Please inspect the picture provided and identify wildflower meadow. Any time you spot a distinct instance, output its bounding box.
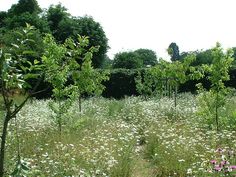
[1,93,236,176]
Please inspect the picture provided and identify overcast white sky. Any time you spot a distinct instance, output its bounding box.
[1,0,236,59]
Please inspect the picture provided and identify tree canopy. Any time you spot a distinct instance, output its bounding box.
[75,16,109,68]
[46,3,71,41]
[113,49,157,69]
[134,48,157,66]
[113,51,143,69]
[8,0,42,15]
[167,42,180,61]
[45,6,109,68]
[0,1,109,68]
[180,49,214,66]
[0,0,49,33]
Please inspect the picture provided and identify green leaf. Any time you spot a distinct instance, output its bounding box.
[14,31,24,37]
[21,163,30,171]
[17,83,23,89]
[23,73,39,80]
[19,65,27,72]
[11,167,20,176]
[11,43,19,49]
[23,82,32,89]
[23,50,36,55]
[11,161,21,176]
[26,61,32,67]
[25,38,35,43]
[34,59,39,64]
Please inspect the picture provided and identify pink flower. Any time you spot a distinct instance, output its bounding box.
[220,160,229,166]
[230,165,236,170]
[214,165,222,172]
[210,160,217,164]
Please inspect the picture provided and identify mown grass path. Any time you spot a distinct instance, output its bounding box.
[132,148,156,177]
[131,145,155,177]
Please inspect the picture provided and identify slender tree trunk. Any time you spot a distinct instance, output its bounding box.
[168,83,171,98]
[58,101,62,137]
[216,91,219,131]
[58,116,62,137]
[58,90,62,137]
[79,96,82,112]
[165,78,168,97]
[174,85,177,108]
[0,114,10,177]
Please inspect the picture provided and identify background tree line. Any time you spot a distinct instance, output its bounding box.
[1,0,236,99]
[0,0,108,68]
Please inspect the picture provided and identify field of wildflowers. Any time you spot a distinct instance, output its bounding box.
[1,93,236,176]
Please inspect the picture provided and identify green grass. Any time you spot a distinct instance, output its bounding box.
[1,94,236,176]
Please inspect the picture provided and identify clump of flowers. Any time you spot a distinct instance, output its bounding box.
[207,148,236,176]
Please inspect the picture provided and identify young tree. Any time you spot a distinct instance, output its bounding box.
[136,55,196,103]
[0,24,43,177]
[198,43,233,131]
[42,34,76,135]
[42,34,109,133]
[135,59,167,98]
[67,35,109,111]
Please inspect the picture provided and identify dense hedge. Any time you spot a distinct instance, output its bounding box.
[103,68,236,98]
[30,68,236,99]
[102,69,141,99]
[179,68,236,93]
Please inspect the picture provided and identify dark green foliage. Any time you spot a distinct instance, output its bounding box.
[2,0,49,33]
[1,27,44,56]
[4,12,50,33]
[75,16,109,68]
[1,1,108,69]
[102,69,140,98]
[181,68,236,94]
[56,17,77,42]
[167,42,180,61]
[102,67,236,99]
[21,66,236,100]
[8,0,41,15]
[195,49,214,65]
[103,58,236,98]
[46,4,71,41]
[113,49,157,69]
[101,55,113,69]
[180,49,214,66]
[113,51,143,69]
[134,48,158,66]
[227,68,236,87]
[45,5,108,68]
[179,77,211,93]
[0,12,7,28]
[0,0,49,33]
[231,47,236,67]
